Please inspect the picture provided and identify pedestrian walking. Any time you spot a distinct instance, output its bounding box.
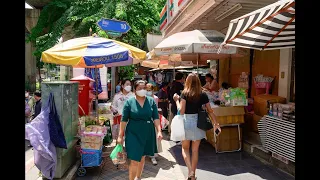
[25,101,31,124]
[173,73,221,180]
[32,91,42,120]
[146,83,162,165]
[168,72,184,134]
[116,80,122,93]
[117,80,162,180]
[112,79,134,140]
[25,91,35,114]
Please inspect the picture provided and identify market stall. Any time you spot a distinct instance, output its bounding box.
[205,87,247,153]
[219,0,296,166]
[41,35,147,177]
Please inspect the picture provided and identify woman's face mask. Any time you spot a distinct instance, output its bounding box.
[124,85,132,92]
[146,91,153,96]
[136,89,147,97]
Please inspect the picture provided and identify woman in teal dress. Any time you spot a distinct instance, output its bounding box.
[117,80,162,180]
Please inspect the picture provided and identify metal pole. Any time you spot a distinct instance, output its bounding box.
[197,53,199,75]
[94,66,99,120]
[173,63,176,78]
[111,67,116,98]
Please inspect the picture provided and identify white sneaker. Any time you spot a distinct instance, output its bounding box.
[151,157,158,165]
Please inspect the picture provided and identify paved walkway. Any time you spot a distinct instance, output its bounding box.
[76,133,295,180]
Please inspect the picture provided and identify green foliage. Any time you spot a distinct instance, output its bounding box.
[27,0,167,69]
[119,65,135,80]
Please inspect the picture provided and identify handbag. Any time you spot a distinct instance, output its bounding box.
[197,106,213,131]
[48,92,68,149]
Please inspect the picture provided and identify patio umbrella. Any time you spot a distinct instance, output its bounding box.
[41,36,146,68]
[220,0,295,50]
[141,59,201,77]
[151,30,246,73]
[41,36,147,117]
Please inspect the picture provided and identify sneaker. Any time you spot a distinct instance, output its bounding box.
[151,157,158,165]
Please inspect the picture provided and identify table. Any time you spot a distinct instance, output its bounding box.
[206,106,245,153]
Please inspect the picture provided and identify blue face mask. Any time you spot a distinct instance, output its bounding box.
[146,91,153,96]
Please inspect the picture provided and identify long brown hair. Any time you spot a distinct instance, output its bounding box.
[182,73,202,102]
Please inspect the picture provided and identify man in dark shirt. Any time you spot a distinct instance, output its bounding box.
[157,82,169,119]
[32,92,42,120]
[168,72,184,133]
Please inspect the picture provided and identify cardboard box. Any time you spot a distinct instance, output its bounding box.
[253,94,286,116]
[212,106,245,125]
[244,112,254,132]
[252,114,263,133]
[244,113,262,133]
[206,126,242,152]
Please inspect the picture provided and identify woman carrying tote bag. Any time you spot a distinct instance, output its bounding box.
[173,73,221,180]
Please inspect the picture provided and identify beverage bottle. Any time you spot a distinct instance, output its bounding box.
[273,103,278,117]
[268,104,273,116]
[278,105,283,119]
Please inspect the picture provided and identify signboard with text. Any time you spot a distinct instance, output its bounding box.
[97,18,131,34]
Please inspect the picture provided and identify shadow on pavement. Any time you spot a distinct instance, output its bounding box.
[76,137,177,180]
[168,139,294,180]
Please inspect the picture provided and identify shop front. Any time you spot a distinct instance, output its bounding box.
[158,0,295,176]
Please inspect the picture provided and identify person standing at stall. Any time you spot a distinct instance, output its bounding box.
[168,72,184,134]
[157,82,169,119]
[203,73,218,92]
[173,73,221,180]
[117,80,162,180]
[112,79,134,139]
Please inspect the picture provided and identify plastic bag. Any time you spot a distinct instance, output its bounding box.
[110,144,126,165]
[160,115,169,130]
[170,115,185,141]
[48,92,67,149]
[25,102,57,179]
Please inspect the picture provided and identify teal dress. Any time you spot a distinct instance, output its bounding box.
[122,96,159,162]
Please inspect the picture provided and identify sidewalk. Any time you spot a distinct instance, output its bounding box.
[26,140,41,180]
[77,133,185,180]
[76,132,295,180]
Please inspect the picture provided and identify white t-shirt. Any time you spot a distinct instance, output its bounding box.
[112,91,134,115]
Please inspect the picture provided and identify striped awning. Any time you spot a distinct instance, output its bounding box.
[221,0,295,50]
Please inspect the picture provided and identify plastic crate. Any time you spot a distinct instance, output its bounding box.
[81,148,102,167]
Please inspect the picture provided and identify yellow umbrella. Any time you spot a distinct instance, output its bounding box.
[41,36,146,68]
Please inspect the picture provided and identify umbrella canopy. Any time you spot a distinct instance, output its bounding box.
[149,66,194,71]
[153,30,238,56]
[221,0,295,50]
[41,36,146,68]
[142,59,196,69]
[148,49,246,62]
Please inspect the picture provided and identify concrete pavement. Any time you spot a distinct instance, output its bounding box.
[75,132,295,180]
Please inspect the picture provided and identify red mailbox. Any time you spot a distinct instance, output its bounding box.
[70,75,95,116]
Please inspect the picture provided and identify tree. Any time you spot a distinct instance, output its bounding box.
[26,0,166,75]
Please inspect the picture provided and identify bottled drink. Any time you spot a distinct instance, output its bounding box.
[278,105,283,119]
[273,104,278,117]
[268,104,273,116]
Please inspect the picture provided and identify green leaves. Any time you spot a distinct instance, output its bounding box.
[27,0,167,69]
